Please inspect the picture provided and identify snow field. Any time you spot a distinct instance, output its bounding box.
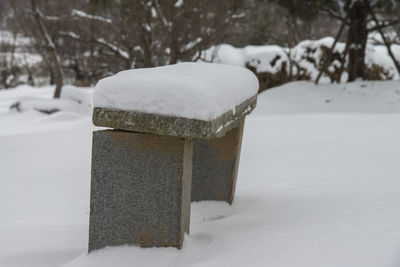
[0,81,399,267]
[254,80,400,114]
[63,113,400,267]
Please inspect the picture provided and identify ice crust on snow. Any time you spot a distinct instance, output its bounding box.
[93,62,259,121]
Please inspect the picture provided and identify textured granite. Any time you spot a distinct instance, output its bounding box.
[192,119,245,204]
[92,95,256,138]
[88,130,193,252]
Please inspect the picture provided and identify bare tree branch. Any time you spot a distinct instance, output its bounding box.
[315,12,349,84]
[367,19,400,32]
[365,0,400,75]
[320,8,349,25]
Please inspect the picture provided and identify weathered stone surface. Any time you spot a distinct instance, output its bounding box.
[88,130,192,251]
[191,119,244,204]
[92,95,256,138]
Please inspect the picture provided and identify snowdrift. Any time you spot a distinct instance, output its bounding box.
[9,85,93,115]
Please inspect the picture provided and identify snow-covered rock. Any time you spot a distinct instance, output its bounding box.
[244,45,290,74]
[206,43,289,75]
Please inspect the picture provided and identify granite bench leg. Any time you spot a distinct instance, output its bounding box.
[88,130,193,252]
[191,119,245,204]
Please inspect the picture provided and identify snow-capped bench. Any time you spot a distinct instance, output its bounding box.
[89,63,258,252]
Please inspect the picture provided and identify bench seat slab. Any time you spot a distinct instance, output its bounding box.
[92,96,256,139]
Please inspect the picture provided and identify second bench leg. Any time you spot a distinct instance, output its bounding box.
[191,119,245,204]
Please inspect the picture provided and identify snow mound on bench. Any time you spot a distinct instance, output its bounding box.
[93,62,258,120]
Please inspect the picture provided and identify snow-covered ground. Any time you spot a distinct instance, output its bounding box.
[1,81,400,267]
[255,80,400,114]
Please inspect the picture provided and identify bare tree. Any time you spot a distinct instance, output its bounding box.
[320,0,400,82]
[0,32,18,89]
[60,0,234,71]
[30,0,64,98]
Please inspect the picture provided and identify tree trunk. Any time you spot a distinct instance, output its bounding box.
[49,68,55,85]
[31,0,64,98]
[366,1,400,76]
[27,71,35,86]
[347,1,368,82]
[1,70,7,89]
[73,62,85,83]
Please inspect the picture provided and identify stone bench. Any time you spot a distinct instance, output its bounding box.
[88,63,258,252]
